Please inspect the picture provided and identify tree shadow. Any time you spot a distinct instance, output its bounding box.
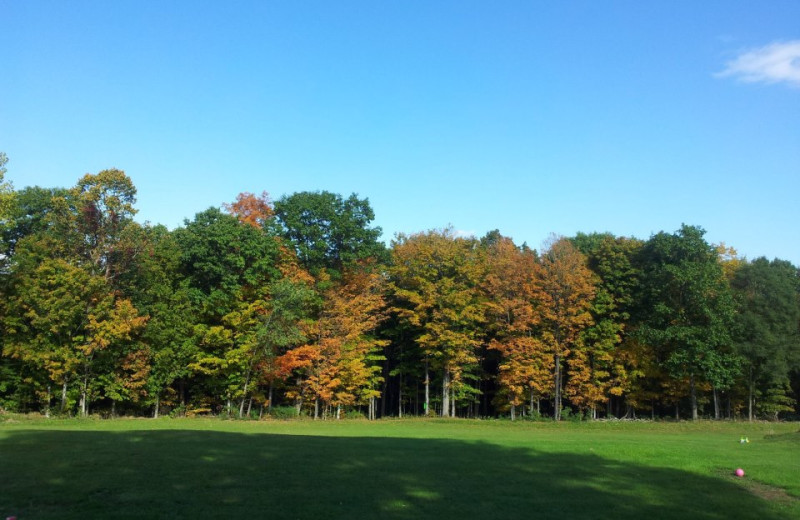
[0,428,791,519]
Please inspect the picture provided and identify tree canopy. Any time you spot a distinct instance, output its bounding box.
[1,161,799,421]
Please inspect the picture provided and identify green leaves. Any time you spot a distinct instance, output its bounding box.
[275,191,386,275]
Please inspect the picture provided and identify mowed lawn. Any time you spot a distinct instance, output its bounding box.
[1,417,798,520]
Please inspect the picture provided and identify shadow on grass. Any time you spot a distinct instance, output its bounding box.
[0,429,787,520]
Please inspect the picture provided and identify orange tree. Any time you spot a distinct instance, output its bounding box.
[533,237,596,420]
[483,234,551,419]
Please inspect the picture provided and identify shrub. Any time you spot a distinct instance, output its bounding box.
[269,406,299,420]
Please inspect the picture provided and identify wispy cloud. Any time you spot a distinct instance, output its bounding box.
[453,229,477,239]
[718,40,800,87]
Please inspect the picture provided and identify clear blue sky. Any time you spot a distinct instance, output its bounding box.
[2,1,799,263]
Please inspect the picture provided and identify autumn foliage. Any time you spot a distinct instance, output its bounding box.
[2,170,799,421]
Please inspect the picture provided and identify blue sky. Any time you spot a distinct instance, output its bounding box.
[2,1,799,263]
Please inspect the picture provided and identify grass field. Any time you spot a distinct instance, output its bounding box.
[1,416,798,519]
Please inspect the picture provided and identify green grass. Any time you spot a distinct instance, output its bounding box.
[1,416,798,519]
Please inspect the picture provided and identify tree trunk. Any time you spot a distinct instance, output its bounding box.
[268,381,274,413]
[398,372,403,418]
[510,403,516,421]
[314,398,319,420]
[61,379,69,413]
[180,379,186,411]
[45,385,51,418]
[80,373,89,417]
[238,367,252,418]
[748,367,754,422]
[111,400,117,418]
[553,353,562,421]
[690,373,698,420]
[336,405,341,420]
[295,377,303,415]
[675,401,680,420]
[713,387,720,420]
[381,376,387,418]
[154,394,160,419]
[530,388,535,417]
[246,397,252,417]
[238,395,246,418]
[441,369,450,417]
[424,362,430,416]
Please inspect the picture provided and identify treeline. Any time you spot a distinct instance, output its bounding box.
[1,164,798,421]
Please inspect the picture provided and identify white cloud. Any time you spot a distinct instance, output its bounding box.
[453,229,477,239]
[718,40,800,87]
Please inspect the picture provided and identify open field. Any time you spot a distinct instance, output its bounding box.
[1,417,798,519]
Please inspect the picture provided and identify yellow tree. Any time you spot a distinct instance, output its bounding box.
[390,229,486,417]
[533,237,596,420]
[90,299,149,416]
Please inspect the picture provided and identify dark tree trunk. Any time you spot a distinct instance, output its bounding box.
[748,366,754,422]
[554,353,562,421]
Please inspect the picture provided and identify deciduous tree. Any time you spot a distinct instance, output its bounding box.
[731,257,800,420]
[390,229,486,417]
[274,191,386,275]
[533,236,596,420]
[483,234,548,419]
[637,225,737,420]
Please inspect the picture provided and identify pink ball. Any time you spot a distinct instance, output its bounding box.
[735,468,745,477]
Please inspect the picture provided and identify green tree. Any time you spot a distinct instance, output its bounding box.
[571,233,643,418]
[256,277,318,414]
[0,152,13,221]
[175,207,284,412]
[3,257,145,416]
[113,224,197,417]
[175,207,283,322]
[731,257,800,420]
[637,225,738,420]
[274,191,386,275]
[1,186,68,260]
